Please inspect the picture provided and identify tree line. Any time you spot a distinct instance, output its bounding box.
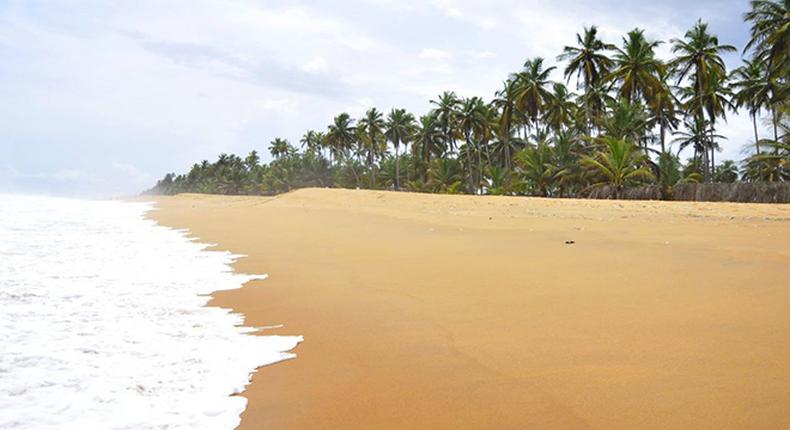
[149,1,789,199]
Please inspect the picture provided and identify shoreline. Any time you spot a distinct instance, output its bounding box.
[149,188,790,429]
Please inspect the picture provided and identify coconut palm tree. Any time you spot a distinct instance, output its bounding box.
[427,158,463,193]
[244,150,260,171]
[359,107,386,186]
[731,59,772,152]
[492,79,520,170]
[647,70,680,154]
[601,98,652,144]
[456,96,488,192]
[384,108,416,190]
[656,152,702,198]
[514,57,556,134]
[268,138,293,159]
[582,136,655,199]
[714,160,740,182]
[742,106,788,180]
[581,81,616,132]
[673,116,725,166]
[557,25,616,131]
[413,113,445,182]
[552,131,584,197]
[516,140,557,197]
[300,130,322,155]
[744,0,790,78]
[679,72,734,176]
[743,141,790,181]
[430,91,460,154]
[670,20,736,178]
[545,83,577,133]
[670,20,735,94]
[610,29,665,106]
[699,73,735,171]
[327,113,356,163]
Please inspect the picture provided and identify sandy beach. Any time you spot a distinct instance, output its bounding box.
[149,189,790,429]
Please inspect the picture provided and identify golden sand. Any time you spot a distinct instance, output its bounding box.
[149,189,790,429]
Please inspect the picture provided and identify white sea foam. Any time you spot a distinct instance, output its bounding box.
[0,194,302,429]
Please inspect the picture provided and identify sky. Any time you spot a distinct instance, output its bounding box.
[0,0,760,197]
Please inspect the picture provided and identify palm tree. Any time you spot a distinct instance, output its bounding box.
[744,0,790,78]
[359,107,385,186]
[670,20,735,94]
[743,105,788,180]
[714,160,740,182]
[413,113,444,182]
[268,138,293,159]
[699,73,735,172]
[516,140,557,197]
[300,130,322,154]
[610,29,665,106]
[430,91,460,154]
[647,70,680,154]
[679,72,734,176]
[601,98,651,144]
[457,97,488,192]
[581,81,616,132]
[427,158,463,193]
[744,141,790,181]
[327,113,356,163]
[673,116,725,166]
[670,20,736,178]
[582,136,655,199]
[244,150,260,170]
[656,152,702,198]
[384,108,416,190]
[514,57,556,134]
[545,83,577,132]
[552,131,583,197]
[558,26,615,131]
[492,79,520,170]
[731,59,772,152]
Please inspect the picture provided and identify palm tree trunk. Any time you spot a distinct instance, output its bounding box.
[583,77,594,136]
[772,106,779,154]
[752,112,761,154]
[464,133,474,193]
[395,143,400,190]
[477,143,484,194]
[367,135,375,188]
[702,145,709,182]
[660,121,666,154]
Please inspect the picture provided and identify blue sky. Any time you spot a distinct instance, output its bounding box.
[0,0,757,197]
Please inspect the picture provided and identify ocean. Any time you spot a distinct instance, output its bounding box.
[0,194,302,429]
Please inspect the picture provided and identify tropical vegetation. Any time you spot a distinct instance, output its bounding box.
[149,2,789,199]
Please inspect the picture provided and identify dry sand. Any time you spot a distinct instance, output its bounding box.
[149,189,790,429]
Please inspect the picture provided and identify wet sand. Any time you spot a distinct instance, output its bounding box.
[149,189,790,429]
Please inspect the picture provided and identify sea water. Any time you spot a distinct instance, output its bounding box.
[0,194,302,429]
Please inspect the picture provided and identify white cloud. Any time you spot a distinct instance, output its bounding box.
[464,50,496,59]
[302,56,329,73]
[419,48,451,61]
